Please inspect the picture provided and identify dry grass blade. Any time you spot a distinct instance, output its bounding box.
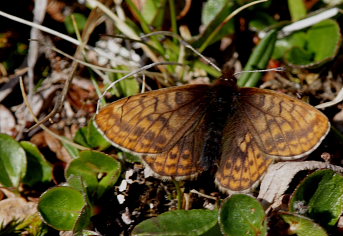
[19,77,88,151]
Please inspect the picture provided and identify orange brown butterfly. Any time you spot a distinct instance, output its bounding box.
[94,70,330,194]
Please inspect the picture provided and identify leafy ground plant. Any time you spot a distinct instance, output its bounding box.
[0,0,343,235]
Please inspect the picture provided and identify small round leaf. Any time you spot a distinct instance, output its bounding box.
[20,141,52,186]
[38,186,86,230]
[219,194,267,236]
[290,169,343,226]
[66,150,121,198]
[280,212,328,236]
[0,134,26,187]
[132,209,218,235]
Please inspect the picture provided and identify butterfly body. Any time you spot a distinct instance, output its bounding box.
[95,74,330,193]
[195,76,240,170]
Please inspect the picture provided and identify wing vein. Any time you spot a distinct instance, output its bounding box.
[132,98,209,153]
[120,95,205,149]
[243,96,309,156]
[241,104,271,153]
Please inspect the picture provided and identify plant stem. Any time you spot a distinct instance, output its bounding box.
[173,179,183,210]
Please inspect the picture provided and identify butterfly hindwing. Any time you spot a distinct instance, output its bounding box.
[95,84,211,155]
[215,126,273,193]
[142,114,208,178]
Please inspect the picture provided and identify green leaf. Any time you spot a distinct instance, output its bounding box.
[65,150,121,198]
[73,204,92,234]
[86,120,111,150]
[287,0,306,21]
[285,47,313,65]
[201,0,227,25]
[64,13,87,34]
[282,19,342,68]
[74,120,111,150]
[290,169,343,226]
[280,213,328,236]
[237,30,278,87]
[118,151,141,163]
[117,77,140,97]
[132,209,218,235]
[308,171,343,226]
[38,186,87,231]
[273,32,307,59]
[136,0,166,26]
[194,1,235,49]
[0,134,26,187]
[307,19,341,63]
[219,194,267,236]
[73,126,89,147]
[67,175,88,194]
[62,141,80,159]
[20,141,52,186]
[202,223,222,236]
[290,170,328,213]
[249,12,277,31]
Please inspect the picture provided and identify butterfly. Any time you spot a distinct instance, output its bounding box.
[94,71,330,194]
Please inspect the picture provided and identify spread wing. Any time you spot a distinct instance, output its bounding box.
[142,114,208,179]
[239,88,330,159]
[95,84,211,155]
[216,87,330,193]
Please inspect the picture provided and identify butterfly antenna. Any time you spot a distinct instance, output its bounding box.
[233,67,285,77]
[96,61,184,114]
[141,31,221,72]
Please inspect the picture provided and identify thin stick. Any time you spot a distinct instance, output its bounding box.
[0,9,133,65]
[189,189,217,201]
[46,43,165,78]
[140,74,146,93]
[86,0,162,67]
[19,77,89,150]
[0,10,80,46]
[199,0,268,52]
[280,7,340,37]
[45,43,129,74]
[28,5,107,131]
[141,31,221,72]
[234,67,285,77]
[96,62,185,113]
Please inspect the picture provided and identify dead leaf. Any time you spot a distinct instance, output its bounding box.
[31,129,73,163]
[43,129,72,163]
[333,108,343,133]
[0,104,16,136]
[67,83,96,113]
[258,161,343,206]
[0,197,37,226]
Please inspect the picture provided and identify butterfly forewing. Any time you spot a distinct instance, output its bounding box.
[95,84,211,155]
[215,87,330,193]
[238,88,330,158]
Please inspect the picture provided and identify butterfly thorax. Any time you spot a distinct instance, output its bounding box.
[199,75,240,171]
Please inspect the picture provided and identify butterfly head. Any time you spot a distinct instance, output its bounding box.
[215,71,239,92]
